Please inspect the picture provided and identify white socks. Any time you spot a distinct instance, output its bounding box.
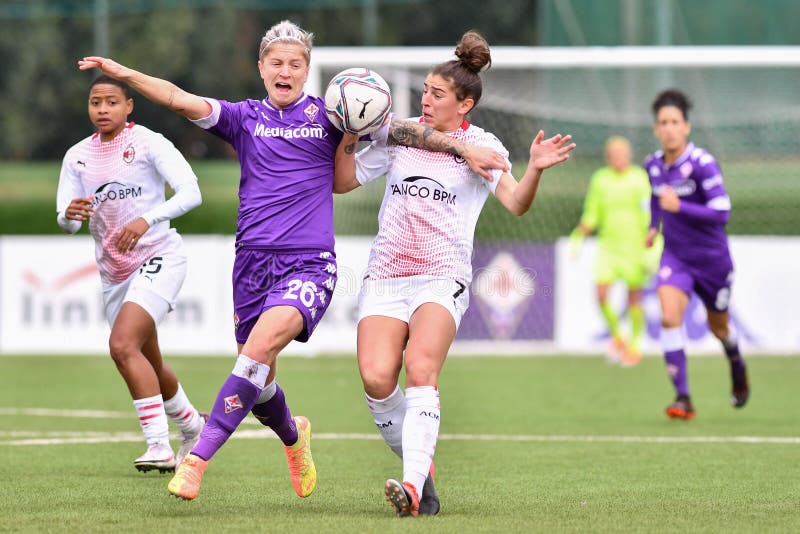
[163,384,202,436]
[661,326,685,352]
[365,385,406,458]
[133,394,170,448]
[232,354,270,388]
[401,386,440,494]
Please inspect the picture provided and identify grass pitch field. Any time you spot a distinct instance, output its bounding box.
[1,354,798,532]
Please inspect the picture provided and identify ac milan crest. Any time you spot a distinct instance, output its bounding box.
[122,144,136,164]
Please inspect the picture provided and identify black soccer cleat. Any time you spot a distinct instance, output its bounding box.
[419,468,440,516]
[730,365,750,408]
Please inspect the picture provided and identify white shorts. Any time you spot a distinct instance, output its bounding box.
[102,245,188,327]
[358,275,470,329]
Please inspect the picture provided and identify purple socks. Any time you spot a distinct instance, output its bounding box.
[665,349,689,397]
[251,383,298,446]
[191,374,262,461]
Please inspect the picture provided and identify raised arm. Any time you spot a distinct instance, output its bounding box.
[494,130,575,216]
[387,118,508,181]
[78,56,211,120]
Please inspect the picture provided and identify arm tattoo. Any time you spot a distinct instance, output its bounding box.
[388,119,463,156]
[344,142,356,154]
[387,119,417,146]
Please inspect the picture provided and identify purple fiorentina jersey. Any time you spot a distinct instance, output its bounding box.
[645,142,731,262]
[201,94,343,250]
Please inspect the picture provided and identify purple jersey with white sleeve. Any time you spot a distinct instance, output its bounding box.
[645,142,731,263]
[192,94,343,250]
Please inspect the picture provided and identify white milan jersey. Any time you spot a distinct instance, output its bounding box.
[356,118,509,284]
[56,123,200,284]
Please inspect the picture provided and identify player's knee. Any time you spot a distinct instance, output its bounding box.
[361,373,397,399]
[404,361,439,388]
[108,334,138,364]
[709,322,729,340]
[660,312,682,329]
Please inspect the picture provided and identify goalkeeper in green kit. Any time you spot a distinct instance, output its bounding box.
[570,136,660,366]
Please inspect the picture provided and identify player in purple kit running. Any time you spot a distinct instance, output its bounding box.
[79,20,506,501]
[645,89,749,420]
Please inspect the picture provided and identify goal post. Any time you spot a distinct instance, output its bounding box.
[313,46,800,239]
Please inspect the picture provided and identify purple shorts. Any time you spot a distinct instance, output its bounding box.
[232,249,337,344]
[657,248,734,312]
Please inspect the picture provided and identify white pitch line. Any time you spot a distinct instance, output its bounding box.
[2,430,799,447]
[0,407,260,425]
[2,407,799,446]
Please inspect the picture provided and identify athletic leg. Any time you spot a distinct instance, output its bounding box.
[169,307,301,500]
[658,285,694,419]
[708,310,749,408]
[397,303,455,512]
[597,283,625,363]
[621,287,645,366]
[109,302,175,471]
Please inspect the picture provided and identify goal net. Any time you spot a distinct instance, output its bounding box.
[312,46,800,240]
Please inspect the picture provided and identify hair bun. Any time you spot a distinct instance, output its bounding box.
[454,31,491,74]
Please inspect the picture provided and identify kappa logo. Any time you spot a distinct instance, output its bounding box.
[122,144,135,164]
[304,103,319,123]
[224,394,244,414]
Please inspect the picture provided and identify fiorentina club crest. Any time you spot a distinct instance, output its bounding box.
[304,103,319,123]
[224,394,243,414]
[122,144,135,164]
[472,251,535,339]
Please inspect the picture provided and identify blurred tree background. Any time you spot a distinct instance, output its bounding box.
[2,0,798,237]
[2,0,800,161]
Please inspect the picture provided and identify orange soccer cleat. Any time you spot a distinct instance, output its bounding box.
[284,416,317,498]
[167,454,208,500]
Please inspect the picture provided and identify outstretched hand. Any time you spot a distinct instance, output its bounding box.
[529,130,576,171]
[78,56,128,79]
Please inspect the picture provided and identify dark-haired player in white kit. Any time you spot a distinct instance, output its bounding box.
[645,88,749,420]
[57,75,205,473]
[336,31,575,517]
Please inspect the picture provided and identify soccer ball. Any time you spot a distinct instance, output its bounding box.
[324,68,392,135]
